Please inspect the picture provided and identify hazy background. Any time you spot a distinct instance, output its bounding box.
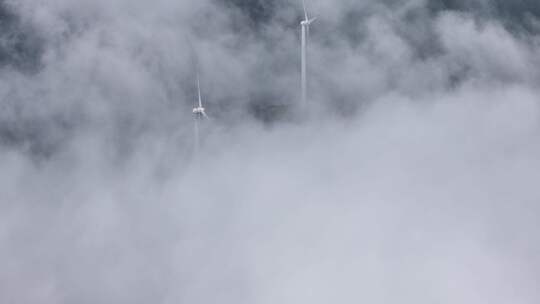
[1,0,539,303]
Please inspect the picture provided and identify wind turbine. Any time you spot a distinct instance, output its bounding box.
[300,0,316,108]
[193,72,208,152]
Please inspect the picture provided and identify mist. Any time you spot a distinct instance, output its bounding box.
[1,0,539,303]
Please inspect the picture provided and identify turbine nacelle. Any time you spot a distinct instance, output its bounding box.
[192,107,204,113]
[193,106,207,116]
[301,17,317,26]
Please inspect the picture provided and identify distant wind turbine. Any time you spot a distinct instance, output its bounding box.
[193,72,208,152]
[300,0,316,108]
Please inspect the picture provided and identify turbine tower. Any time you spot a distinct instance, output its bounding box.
[193,72,208,152]
[300,0,316,108]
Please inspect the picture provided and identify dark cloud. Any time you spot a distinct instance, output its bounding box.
[222,0,276,26]
[430,0,540,32]
[0,0,42,71]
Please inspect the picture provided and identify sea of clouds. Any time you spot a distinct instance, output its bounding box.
[0,0,539,303]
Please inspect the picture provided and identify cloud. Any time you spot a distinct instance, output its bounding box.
[0,0,539,303]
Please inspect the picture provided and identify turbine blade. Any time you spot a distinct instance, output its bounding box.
[302,0,308,20]
[308,17,317,23]
[197,73,202,108]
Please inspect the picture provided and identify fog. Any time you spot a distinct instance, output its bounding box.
[1,0,539,303]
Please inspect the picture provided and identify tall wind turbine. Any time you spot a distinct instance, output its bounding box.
[193,72,208,152]
[300,0,316,108]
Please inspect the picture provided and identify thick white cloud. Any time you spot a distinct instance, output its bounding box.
[0,0,539,303]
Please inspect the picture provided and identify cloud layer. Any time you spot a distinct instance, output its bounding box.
[0,0,539,303]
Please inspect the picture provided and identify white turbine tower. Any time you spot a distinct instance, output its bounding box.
[300,0,316,108]
[193,72,208,152]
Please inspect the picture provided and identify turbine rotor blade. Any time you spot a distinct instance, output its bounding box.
[302,0,308,20]
[197,74,202,108]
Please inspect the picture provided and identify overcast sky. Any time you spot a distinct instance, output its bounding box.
[1,0,539,303]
